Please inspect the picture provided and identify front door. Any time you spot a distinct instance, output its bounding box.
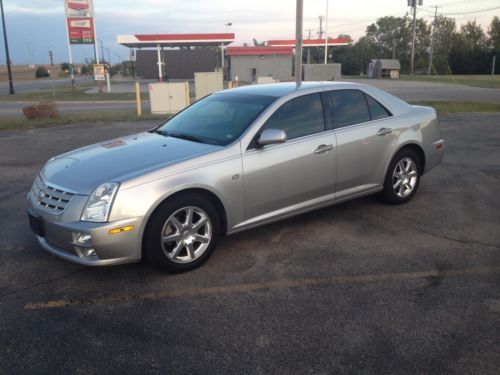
[241,92,337,227]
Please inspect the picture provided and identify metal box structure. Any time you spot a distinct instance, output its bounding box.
[302,64,342,81]
[148,82,189,114]
[194,71,223,100]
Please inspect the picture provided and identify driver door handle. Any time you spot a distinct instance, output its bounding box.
[314,144,334,154]
[377,127,392,136]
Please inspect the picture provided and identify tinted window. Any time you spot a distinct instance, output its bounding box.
[366,95,391,120]
[263,93,325,139]
[325,90,371,128]
[158,93,276,146]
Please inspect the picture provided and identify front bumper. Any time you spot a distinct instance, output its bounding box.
[28,201,144,267]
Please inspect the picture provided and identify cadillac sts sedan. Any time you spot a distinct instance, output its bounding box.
[27,82,445,272]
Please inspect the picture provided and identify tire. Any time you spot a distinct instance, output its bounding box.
[381,148,422,204]
[143,193,221,273]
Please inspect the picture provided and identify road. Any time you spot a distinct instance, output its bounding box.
[345,77,500,102]
[0,114,499,373]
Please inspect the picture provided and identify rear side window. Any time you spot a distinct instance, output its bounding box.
[366,95,391,120]
[262,93,325,139]
[325,90,371,128]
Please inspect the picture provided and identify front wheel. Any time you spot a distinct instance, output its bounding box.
[143,194,221,273]
[382,149,422,204]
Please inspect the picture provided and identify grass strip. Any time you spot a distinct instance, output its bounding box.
[0,111,169,131]
[409,101,500,113]
[400,74,500,89]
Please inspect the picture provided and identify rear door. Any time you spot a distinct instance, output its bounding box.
[323,89,397,199]
[241,92,337,225]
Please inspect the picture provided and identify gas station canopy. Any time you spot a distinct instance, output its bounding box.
[117,33,235,48]
[117,33,235,81]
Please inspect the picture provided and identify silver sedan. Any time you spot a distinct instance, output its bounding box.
[27,82,445,272]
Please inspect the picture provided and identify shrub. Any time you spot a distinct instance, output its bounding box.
[35,66,50,78]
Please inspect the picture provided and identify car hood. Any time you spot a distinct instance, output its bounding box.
[41,132,221,195]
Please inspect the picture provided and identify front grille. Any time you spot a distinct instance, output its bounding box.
[31,175,75,215]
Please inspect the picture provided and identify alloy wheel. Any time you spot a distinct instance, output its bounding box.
[392,157,418,197]
[160,206,212,263]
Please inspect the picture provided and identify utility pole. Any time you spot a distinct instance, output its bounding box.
[427,5,440,76]
[295,0,303,84]
[324,0,329,64]
[318,16,324,40]
[409,0,422,79]
[492,55,496,76]
[0,0,14,94]
[99,39,105,64]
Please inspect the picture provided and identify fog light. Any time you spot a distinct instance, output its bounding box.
[83,248,97,258]
[75,232,92,245]
[71,232,97,258]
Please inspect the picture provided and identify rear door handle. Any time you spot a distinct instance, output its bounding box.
[377,127,392,136]
[314,144,334,154]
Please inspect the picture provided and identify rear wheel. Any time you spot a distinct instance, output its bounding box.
[144,193,220,273]
[382,149,422,204]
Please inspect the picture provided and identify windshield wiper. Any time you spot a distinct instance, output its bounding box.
[168,132,205,144]
[150,129,169,137]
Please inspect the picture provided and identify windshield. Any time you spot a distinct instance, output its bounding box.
[156,92,277,146]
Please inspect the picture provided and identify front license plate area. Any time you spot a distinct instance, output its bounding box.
[28,210,45,237]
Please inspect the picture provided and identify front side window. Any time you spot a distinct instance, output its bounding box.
[262,93,326,140]
[157,93,276,146]
[325,89,371,128]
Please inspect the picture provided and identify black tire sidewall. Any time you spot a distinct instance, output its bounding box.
[382,149,422,204]
[143,193,221,273]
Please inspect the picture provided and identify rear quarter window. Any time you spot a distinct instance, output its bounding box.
[365,94,392,120]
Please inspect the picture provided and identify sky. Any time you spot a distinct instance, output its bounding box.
[1,0,499,65]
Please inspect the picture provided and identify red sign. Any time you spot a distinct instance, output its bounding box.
[67,18,95,44]
[66,0,92,17]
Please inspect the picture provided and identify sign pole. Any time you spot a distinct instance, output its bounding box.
[91,0,99,63]
[324,0,329,64]
[64,2,75,93]
[0,0,14,94]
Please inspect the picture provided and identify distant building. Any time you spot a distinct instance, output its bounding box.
[368,59,401,79]
[225,47,293,82]
[136,49,218,80]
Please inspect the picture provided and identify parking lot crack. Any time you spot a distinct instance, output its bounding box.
[412,226,499,249]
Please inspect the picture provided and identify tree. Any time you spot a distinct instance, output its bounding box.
[431,16,457,74]
[458,20,487,52]
[365,16,430,73]
[488,16,500,50]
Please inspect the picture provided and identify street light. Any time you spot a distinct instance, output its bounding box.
[224,22,232,33]
[24,40,34,66]
[0,0,14,94]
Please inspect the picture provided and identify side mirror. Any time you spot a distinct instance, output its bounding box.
[257,129,287,146]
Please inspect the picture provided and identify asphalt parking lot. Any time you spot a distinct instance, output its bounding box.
[0,113,499,373]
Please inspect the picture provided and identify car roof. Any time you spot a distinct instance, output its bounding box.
[222,81,362,97]
[217,81,413,116]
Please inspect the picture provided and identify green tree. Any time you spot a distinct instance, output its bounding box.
[365,16,431,73]
[457,20,487,52]
[488,16,500,50]
[431,16,457,74]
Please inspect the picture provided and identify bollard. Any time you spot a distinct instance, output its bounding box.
[135,81,142,116]
[185,81,190,106]
[106,73,111,93]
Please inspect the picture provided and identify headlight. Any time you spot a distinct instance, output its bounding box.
[81,182,119,222]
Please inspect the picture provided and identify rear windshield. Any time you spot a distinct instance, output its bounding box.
[157,93,277,146]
